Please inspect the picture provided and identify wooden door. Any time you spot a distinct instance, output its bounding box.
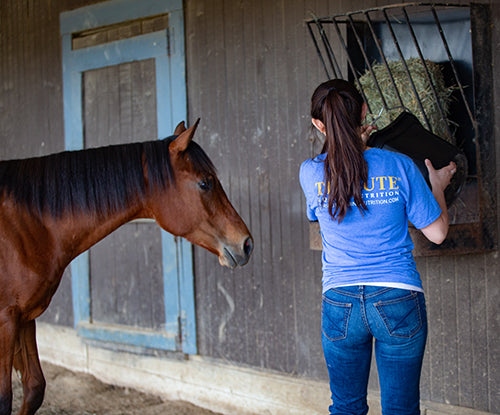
[60,0,196,354]
[83,60,166,332]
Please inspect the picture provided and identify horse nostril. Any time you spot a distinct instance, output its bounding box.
[243,237,254,258]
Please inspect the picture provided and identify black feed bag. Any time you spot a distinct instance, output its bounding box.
[367,111,467,207]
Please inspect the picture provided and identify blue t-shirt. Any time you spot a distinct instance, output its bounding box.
[299,148,441,293]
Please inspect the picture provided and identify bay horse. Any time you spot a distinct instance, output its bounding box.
[0,120,253,415]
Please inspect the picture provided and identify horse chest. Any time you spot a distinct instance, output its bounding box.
[0,209,62,317]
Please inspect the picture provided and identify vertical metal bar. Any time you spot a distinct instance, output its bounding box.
[364,11,405,110]
[307,22,332,79]
[382,7,432,130]
[312,18,342,79]
[346,12,386,114]
[401,6,452,138]
[331,17,370,105]
[431,6,475,126]
[317,18,343,79]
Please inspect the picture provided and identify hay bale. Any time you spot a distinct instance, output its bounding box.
[358,58,454,142]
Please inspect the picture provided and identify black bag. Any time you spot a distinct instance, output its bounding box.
[367,111,467,207]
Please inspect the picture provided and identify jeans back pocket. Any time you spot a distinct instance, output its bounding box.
[322,296,352,342]
[374,292,423,338]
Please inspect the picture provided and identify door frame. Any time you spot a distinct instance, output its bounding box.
[60,0,196,354]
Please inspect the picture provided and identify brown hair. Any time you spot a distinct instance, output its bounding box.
[311,79,368,222]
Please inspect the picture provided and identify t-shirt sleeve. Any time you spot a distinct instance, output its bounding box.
[405,159,442,229]
[299,160,318,222]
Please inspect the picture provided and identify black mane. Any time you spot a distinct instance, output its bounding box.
[0,137,216,218]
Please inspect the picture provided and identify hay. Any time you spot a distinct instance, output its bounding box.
[358,58,455,142]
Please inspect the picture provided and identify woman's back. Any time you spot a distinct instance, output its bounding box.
[299,147,441,292]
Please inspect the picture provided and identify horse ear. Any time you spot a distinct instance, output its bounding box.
[170,119,200,153]
[173,121,186,135]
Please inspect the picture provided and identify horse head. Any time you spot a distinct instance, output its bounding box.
[146,120,253,268]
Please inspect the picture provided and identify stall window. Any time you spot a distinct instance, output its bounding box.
[307,3,496,256]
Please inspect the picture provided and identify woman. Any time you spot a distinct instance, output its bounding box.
[299,79,456,415]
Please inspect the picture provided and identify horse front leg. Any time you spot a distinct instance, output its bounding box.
[13,321,45,415]
[0,307,19,415]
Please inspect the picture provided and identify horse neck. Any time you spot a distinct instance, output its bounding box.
[48,201,148,267]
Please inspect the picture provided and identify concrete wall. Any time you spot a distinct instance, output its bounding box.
[36,323,493,415]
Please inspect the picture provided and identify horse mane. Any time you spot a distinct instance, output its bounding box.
[0,137,216,218]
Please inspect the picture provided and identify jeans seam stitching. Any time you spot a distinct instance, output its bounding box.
[364,287,393,299]
[329,288,360,298]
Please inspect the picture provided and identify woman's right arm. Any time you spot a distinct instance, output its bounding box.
[419,159,456,244]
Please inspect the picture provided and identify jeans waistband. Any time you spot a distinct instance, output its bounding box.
[328,285,405,299]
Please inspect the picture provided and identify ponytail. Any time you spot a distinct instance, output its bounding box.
[311,79,368,222]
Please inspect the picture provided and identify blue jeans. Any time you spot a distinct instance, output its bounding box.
[321,286,427,415]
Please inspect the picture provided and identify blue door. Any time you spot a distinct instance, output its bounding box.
[60,0,196,354]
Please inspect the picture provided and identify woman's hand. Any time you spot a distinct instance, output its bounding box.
[424,159,456,193]
[360,124,377,145]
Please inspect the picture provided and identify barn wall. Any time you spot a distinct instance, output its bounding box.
[185,0,500,412]
[0,0,498,413]
[185,0,325,378]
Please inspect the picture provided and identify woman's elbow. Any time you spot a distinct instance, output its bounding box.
[420,217,449,244]
[428,230,448,245]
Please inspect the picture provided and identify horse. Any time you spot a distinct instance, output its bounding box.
[0,120,253,415]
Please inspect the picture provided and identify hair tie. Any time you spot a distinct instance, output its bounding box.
[328,86,337,94]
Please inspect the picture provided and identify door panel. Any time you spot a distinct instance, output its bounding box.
[83,60,157,147]
[83,60,166,332]
[89,224,164,330]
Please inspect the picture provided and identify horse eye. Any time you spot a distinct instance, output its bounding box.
[198,177,213,191]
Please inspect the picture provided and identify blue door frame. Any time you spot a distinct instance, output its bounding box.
[60,0,196,354]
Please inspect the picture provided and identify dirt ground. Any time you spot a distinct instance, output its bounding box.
[12,362,223,415]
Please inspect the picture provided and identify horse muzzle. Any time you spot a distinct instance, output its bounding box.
[219,236,253,268]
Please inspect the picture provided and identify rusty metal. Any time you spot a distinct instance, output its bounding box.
[306,3,474,128]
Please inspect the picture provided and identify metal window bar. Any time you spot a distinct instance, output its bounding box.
[346,13,388,113]
[364,12,404,110]
[307,22,334,79]
[431,7,475,128]
[381,7,433,131]
[400,6,451,137]
[308,16,343,79]
[306,3,476,137]
[330,17,373,110]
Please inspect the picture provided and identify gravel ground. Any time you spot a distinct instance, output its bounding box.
[12,362,223,415]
